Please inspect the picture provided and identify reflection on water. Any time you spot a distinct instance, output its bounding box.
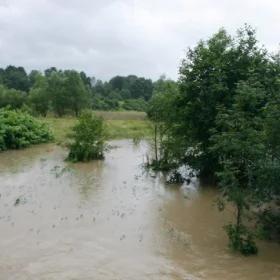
[0,140,279,280]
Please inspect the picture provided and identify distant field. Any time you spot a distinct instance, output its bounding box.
[44,111,152,144]
[94,111,146,120]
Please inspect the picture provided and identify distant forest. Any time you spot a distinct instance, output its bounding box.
[0,66,172,115]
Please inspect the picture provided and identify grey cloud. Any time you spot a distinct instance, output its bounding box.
[0,0,279,80]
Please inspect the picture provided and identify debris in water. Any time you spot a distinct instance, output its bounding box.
[14,198,20,206]
[14,196,27,206]
[50,165,70,178]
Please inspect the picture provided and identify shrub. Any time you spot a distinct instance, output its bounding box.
[225,223,258,256]
[67,110,106,162]
[122,98,148,111]
[0,108,53,151]
[256,209,280,241]
[0,85,26,109]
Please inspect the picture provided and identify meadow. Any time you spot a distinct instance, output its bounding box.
[44,111,152,144]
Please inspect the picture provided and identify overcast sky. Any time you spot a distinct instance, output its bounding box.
[0,0,279,80]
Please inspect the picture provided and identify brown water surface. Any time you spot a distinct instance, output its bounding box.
[0,140,279,280]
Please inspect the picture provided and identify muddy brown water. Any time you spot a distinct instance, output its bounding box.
[0,140,279,280]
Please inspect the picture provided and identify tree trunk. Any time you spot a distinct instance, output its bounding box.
[154,124,158,163]
[236,203,242,233]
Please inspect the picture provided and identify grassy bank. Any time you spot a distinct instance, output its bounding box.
[44,111,152,144]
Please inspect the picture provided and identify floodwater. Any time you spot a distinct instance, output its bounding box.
[0,140,279,280]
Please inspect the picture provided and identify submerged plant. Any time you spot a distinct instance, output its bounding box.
[67,110,106,162]
[225,223,258,256]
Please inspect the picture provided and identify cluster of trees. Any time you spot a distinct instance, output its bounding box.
[92,75,153,111]
[0,66,158,115]
[148,25,280,255]
[0,66,90,116]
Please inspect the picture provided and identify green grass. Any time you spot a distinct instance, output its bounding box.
[43,111,152,144]
[94,111,146,120]
[106,120,152,140]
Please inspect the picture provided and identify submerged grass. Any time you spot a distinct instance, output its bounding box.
[43,111,152,144]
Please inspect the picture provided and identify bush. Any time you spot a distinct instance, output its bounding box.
[225,223,258,256]
[122,98,148,111]
[256,209,280,241]
[67,111,106,162]
[0,108,53,151]
[0,85,26,109]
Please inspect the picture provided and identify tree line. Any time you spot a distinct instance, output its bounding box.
[147,25,280,255]
[0,66,162,115]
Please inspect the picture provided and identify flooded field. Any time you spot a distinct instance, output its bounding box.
[0,140,279,280]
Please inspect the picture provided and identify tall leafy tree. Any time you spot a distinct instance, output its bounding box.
[64,70,90,116]
[146,25,280,254]
[29,70,42,88]
[28,73,49,116]
[147,79,180,170]
[0,85,26,109]
[44,67,57,77]
[2,65,30,92]
[130,77,153,100]
[47,72,68,116]
[176,25,272,178]
[210,80,267,255]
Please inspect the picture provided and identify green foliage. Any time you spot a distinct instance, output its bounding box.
[90,75,155,111]
[147,78,181,170]
[210,76,280,253]
[264,98,280,160]
[174,25,273,177]
[108,75,153,100]
[122,98,148,111]
[44,70,91,116]
[256,209,280,241]
[28,73,49,116]
[91,95,119,111]
[0,65,161,114]
[0,108,53,151]
[225,224,258,256]
[64,70,90,116]
[129,77,153,100]
[46,72,68,116]
[0,65,30,91]
[0,85,26,109]
[67,111,106,162]
[145,25,280,254]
